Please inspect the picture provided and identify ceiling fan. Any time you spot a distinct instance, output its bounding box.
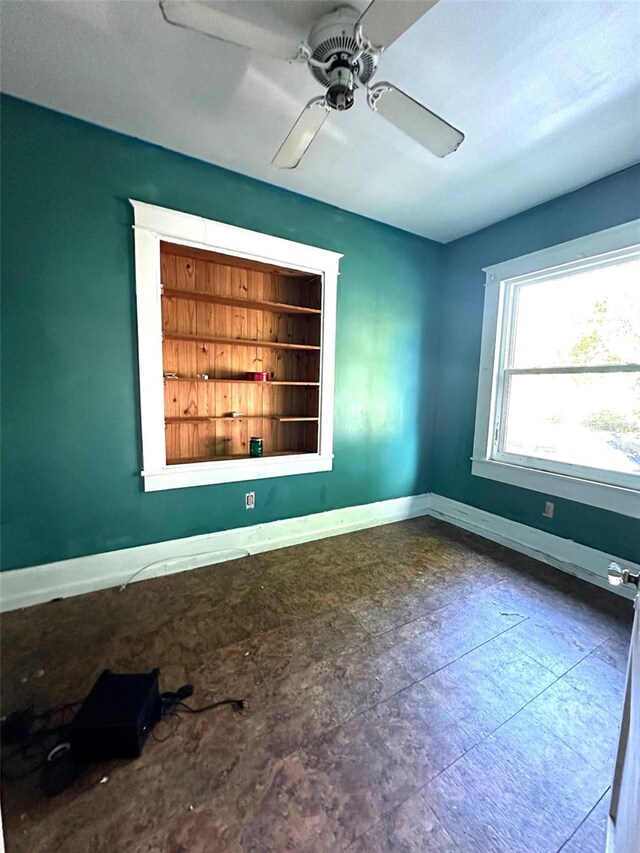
[159,1,464,168]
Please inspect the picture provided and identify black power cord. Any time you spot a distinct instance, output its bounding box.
[159,684,247,717]
[175,699,247,714]
[152,685,247,744]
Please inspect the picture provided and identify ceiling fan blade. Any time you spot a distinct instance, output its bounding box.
[357,0,439,50]
[273,98,330,169]
[368,82,464,158]
[159,1,297,60]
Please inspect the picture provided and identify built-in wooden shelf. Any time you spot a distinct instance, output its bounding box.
[162,287,321,316]
[161,241,321,463]
[163,377,319,386]
[166,449,313,465]
[165,415,319,424]
[163,333,320,352]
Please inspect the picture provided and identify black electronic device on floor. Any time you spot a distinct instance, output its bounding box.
[70,669,161,760]
[2,668,245,798]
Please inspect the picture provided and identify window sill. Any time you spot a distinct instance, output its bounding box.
[471,458,639,519]
[142,453,334,492]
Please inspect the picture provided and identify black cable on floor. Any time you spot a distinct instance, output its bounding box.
[0,701,81,780]
[175,698,247,714]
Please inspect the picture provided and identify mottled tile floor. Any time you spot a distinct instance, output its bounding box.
[0,517,633,852]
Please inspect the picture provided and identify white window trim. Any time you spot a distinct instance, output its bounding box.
[472,218,640,519]
[131,200,342,492]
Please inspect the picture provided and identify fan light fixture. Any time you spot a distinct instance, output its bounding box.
[160,1,465,169]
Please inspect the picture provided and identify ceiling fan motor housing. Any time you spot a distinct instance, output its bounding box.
[307,5,377,110]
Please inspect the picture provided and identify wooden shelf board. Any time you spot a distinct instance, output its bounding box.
[166,450,315,465]
[163,333,320,351]
[162,287,321,315]
[163,377,319,386]
[165,416,319,424]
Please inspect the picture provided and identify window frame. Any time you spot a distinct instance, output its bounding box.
[472,219,640,520]
[131,200,342,492]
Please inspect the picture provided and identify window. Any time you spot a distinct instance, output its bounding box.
[473,219,640,518]
[131,200,341,491]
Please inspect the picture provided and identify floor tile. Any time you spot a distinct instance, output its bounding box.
[525,655,626,778]
[139,805,244,853]
[560,792,610,853]
[245,610,370,682]
[418,631,557,740]
[498,610,608,676]
[592,636,631,674]
[425,709,610,853]
[563,652,627,712]
[246,637,416,758]
[242,684,473,852]
[362,681,476,800]
[518,578,633,642]
[351,788,461,852]
[239,715,399,851]
[345,579,454,634]
[378,594,527,681]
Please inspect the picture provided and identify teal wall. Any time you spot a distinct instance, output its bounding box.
[1,94,638,573]
[433,164,640,563]
[0,95,441,571]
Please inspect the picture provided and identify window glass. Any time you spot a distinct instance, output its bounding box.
[510,258,640,369]
[502,371,640,475]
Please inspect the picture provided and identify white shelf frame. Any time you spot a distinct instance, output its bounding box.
[131,200,342,491]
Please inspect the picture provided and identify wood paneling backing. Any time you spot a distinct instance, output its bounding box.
[161,243,321,464]
[161,241,322,306]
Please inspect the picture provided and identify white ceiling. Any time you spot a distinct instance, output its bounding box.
[1,0,639,242]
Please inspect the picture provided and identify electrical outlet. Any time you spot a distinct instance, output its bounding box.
[245,492,255,510]
[542,501,554,519]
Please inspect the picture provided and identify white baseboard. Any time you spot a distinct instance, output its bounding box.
[2,492,636,612]
[429,494,638,600]
[0,493,431,612]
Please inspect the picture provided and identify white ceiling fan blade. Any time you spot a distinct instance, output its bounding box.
[159,1,298,60]
[369,82,464,158]
[273,98,330,169]
[358,0,439,50]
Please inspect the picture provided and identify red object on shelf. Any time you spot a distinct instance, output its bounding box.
[245,371,270,382]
